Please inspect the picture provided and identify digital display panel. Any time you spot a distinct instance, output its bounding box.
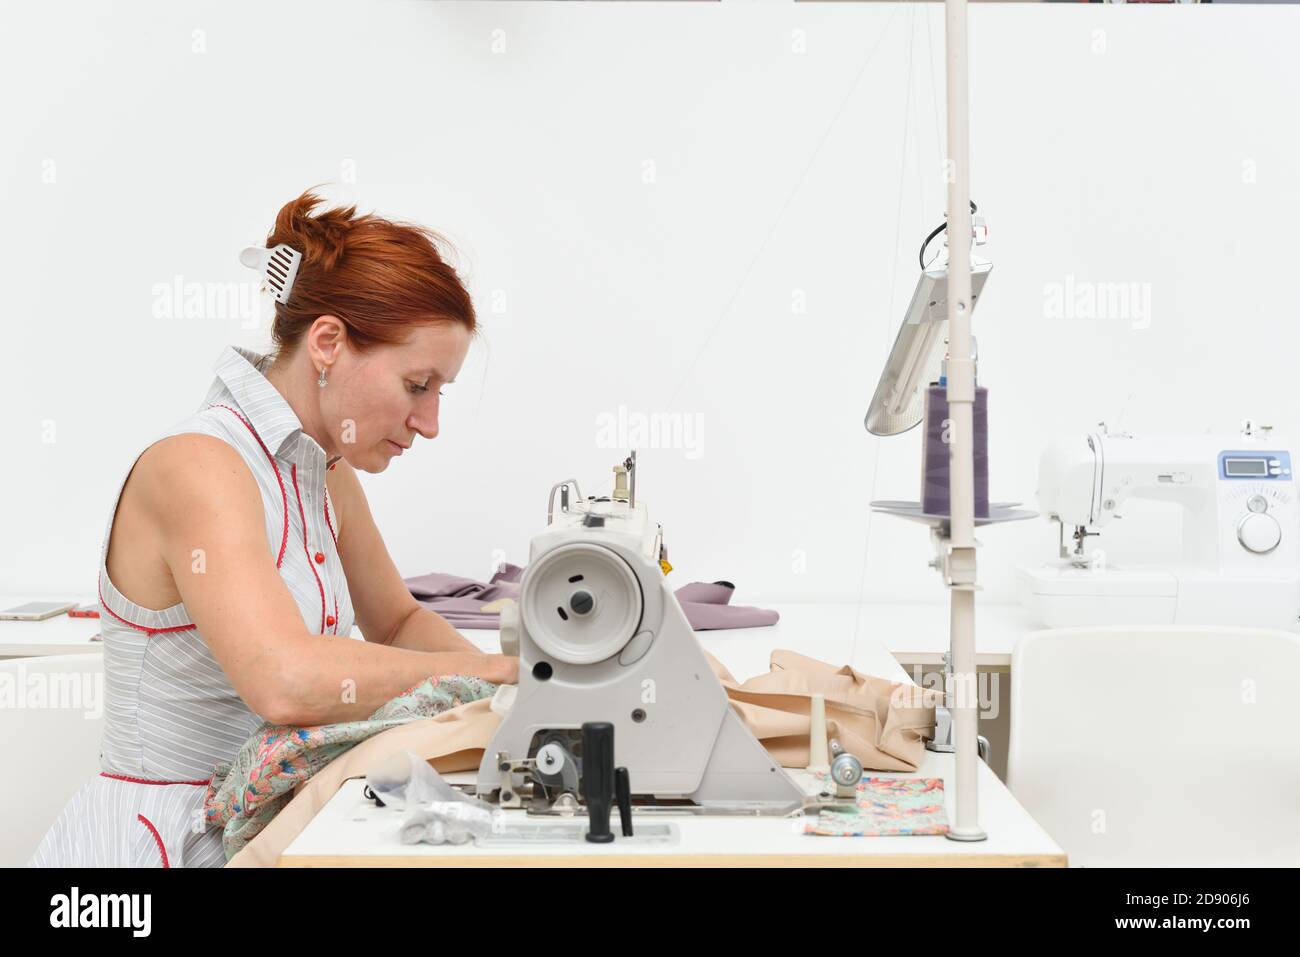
[1225,458,1268,476]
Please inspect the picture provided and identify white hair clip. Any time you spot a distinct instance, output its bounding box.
[240,243,302,304]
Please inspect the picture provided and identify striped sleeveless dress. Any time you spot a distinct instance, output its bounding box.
[29,345,356,867]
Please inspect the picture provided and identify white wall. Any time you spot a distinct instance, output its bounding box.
[3,1,1299,613]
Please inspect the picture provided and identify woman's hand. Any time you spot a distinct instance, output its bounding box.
[491,654,520,685]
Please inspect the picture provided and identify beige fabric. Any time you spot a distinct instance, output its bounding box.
[227,649,936,867]
[711,648,940,772]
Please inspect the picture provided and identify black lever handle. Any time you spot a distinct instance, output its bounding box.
[614,766,633,837]
[581,722,615,843]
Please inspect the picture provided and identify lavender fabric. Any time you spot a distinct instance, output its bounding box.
[671,580,780,630]
[403,566,778,632]
[403,563,525,629]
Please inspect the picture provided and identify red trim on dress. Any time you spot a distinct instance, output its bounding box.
[291,463,328,634]
[323,488,339,549]
[96,579,196,636]
[102,772,211,786]
[323,490,341,634]
[207,403,289,569]
[136,813,170,867]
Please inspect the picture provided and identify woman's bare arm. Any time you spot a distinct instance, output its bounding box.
[383,604,487,654]
[140,435,513,726]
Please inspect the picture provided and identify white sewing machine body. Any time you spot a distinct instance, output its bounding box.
[475,464,803,809]
[1019,430,1300,629]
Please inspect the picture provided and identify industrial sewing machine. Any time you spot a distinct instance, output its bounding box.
[475,453,805,814]
[1018,425,1300,629]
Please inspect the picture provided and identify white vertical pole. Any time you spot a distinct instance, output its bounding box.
[944,0,985,842]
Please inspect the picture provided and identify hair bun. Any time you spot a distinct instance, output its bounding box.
[270,188,357,273]
[258,186,478,365]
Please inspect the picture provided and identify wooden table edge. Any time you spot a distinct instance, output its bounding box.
[276,852,1067,868]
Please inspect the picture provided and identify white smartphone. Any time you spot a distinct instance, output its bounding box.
[0,601,78,621]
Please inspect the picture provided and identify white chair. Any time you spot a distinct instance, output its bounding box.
[0,653,105,866]
[1007,626,1300,867]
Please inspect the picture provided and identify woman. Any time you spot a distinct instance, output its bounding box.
[30,190,518,867]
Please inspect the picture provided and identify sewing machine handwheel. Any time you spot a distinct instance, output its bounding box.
[522,543,643,665]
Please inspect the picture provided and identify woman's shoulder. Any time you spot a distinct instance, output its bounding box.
[135,431,252,487]
[129,433,265,530]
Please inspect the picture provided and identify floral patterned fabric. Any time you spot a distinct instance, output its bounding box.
[804,774,950,837]
[204,675,498,860]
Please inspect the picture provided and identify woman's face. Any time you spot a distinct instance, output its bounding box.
[321,321,471,472]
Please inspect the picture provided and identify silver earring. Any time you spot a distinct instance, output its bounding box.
[318,367,328,388]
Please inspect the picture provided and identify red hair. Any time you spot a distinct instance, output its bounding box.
[259,188,477,357]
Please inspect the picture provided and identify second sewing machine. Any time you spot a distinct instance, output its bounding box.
[1019,424,1300,629]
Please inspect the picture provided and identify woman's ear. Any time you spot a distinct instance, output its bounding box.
[308,316,348,368]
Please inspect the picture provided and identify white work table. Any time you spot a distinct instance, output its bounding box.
[278,611,1066,867]
[0,595,1041,666]
[279,764,1062,867]
[0,595,102,658]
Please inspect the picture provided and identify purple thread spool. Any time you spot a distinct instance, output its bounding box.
[921,383,989,519]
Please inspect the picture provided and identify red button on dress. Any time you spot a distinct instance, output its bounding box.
[314,552,325,564]
[325,615,336,627]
